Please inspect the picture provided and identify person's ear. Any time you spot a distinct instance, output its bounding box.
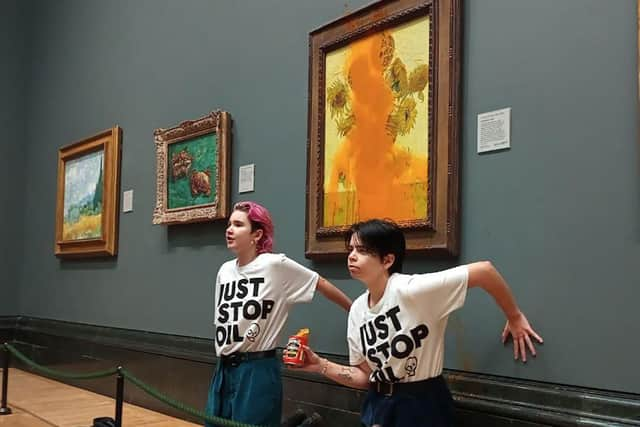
[382,253,395,270]
[252,228,264,244]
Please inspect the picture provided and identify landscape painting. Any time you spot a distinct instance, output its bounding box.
[62,149,104,240]
[55,126,121,257]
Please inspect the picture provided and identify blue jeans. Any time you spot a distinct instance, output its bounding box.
[205,357,282,427]
[361,375,454,427]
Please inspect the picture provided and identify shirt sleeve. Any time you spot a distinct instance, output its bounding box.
[276,254,319,305]
[398,266,469,320]
[213,270,221,326]
[347,304,366,366]
[213,268,222,315]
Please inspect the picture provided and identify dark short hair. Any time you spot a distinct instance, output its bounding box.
[345,219,406,274]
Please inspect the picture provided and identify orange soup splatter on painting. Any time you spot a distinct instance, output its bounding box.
[323,16,430,227]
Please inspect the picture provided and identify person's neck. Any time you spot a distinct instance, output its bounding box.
[236,249,258,267]
[366,272,390,308]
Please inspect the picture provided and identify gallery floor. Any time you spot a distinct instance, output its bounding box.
[0,368,198,427]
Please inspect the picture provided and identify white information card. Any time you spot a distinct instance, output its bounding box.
[477,107,511,153]
[123,190,133,213]
[239,164,255,193]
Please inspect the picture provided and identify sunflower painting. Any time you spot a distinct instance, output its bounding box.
[323,15,431,227]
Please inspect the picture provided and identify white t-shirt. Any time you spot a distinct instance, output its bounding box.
[347,266,468,383]
[214,253,319,356]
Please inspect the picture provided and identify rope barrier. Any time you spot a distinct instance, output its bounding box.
[120,367,260,427]
[4,343,117,380]
[2,343,264,427]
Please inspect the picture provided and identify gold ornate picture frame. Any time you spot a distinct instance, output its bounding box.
[55,127,122,257]
[153,111,231,225]
[305,0,461,259]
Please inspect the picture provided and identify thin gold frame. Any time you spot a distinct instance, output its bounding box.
[54,127,122,258]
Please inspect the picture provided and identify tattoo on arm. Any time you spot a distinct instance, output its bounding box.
[338,366,355,382]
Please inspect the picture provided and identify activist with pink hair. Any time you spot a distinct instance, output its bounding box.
[205,201,351,427]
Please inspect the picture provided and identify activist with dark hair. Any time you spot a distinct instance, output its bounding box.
[291,218,543,427]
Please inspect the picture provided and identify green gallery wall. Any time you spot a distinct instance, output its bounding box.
[1,0,639,395]
[0,0,27,316]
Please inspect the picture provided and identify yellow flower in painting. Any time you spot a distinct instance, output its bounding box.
[336,111,355,137]
[397,97,417,135]
[385,114,399,139]
[398,97,418,135]
[386,97,417,137]
[408,64,429,94]
[386,58,408,96]
[327,80,350,119]
[379,33,395,68]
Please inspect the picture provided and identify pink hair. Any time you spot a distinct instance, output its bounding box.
[233,201,274,254]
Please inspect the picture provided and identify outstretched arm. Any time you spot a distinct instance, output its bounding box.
[289,345,371,390]
[467,261,544,362]
[316,276,352,311]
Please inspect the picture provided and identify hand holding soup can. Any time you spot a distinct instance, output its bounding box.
[283,328,309,366]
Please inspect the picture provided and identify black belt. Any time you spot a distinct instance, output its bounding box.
[220,349,276,367]
[370,375,445,397]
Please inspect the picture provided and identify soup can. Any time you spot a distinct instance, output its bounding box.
[283,329,309,366]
